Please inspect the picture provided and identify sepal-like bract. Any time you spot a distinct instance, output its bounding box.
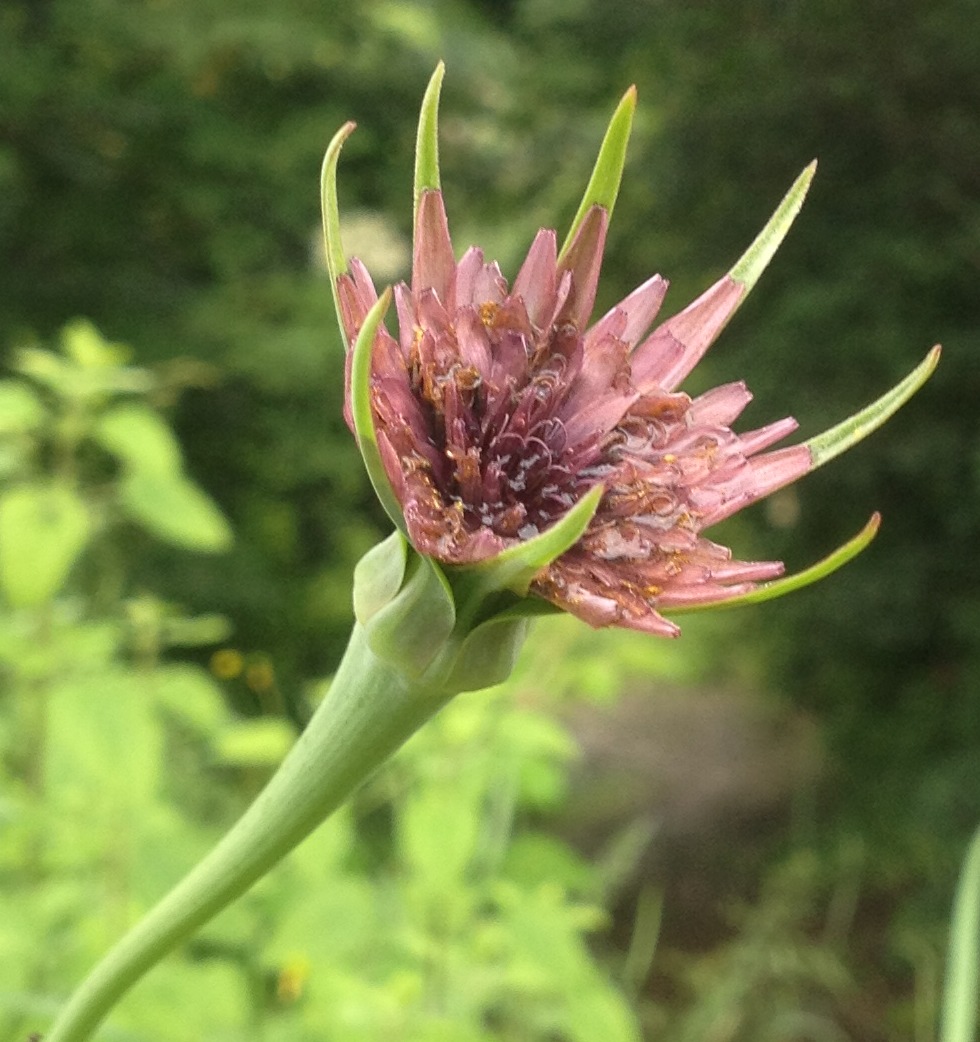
[361,550,456,679]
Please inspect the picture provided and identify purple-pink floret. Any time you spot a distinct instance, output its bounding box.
[337,189,812,636]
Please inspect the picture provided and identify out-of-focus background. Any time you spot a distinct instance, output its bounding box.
[1,1,977,1039]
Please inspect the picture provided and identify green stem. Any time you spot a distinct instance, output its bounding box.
[43,623,451,1042]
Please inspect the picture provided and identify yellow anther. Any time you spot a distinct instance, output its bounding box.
[478,301,499,327]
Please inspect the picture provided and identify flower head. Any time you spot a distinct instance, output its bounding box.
[325,66,938,638]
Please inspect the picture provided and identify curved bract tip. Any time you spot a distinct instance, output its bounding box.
[321,121,357,345]
[807,345,941,469]
[670,512,882,615]
[414,63,446,225]
[321,121,357,283]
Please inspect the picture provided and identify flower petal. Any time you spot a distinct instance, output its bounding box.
[631,275,745,392]
[413,189,456,303]
[587,274,669,352]
[699,444,812,526]
[513,229,558,330]
[687,381,753,427]
[556,205,609,330]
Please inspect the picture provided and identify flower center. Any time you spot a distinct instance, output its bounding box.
[408,299,598,542]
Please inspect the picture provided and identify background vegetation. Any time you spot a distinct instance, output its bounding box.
[1,0,977,1039]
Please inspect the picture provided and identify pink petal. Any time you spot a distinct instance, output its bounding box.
[735,417,800,456]
[453,246,486,309]
[556,205,609,330]
[656,583,759,608]
[513,229,558,330]
[631,275,745,392]
[471,260,508,306]
[455,308,494,381]
[616,611,683,638]
[700,444,812,526]
[412,189,456,303]
[687,381,753,427]
[587,274,669,351]
[336,258,379,345]
[393,282,418,358]
[541,270,574,334]
[560,334,638,443]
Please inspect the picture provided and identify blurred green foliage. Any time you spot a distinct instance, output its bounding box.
[1,0,978,1036]
[0,326,655,1040]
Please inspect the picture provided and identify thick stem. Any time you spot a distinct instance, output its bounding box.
[42,623,450,1042]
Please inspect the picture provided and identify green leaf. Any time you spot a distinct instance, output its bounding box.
[940,824,980,1042]
[16,344,153,399]
[119,471,233,552]
[160,612,234,648]
[398,776,481,885]
[215,718,296,767]
[0,483,90,606]
[349,287,408,535]
[61,318,129,368]
[153,664,230,737]
[558,86,637,262]
[413,62,445,222]
[353,529,408,626]
[669,513,881,614]
[94,403,183,475]
[729,162,817,291]
[46,669,163,827]
[0,381,46,434]
[807,346,941,469]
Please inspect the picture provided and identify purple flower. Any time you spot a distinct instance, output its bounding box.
[325,68,937,639]
[337,193,813,637]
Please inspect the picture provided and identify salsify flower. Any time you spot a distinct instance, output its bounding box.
[38,66,939,1042]
[325,64,939,638]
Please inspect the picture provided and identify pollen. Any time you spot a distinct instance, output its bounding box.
[478,301,499,327]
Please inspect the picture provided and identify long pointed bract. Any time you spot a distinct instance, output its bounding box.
[558,86,637,264]
[668,514,882,614]
[808,347,941,469]
[414,62,445,227]
[320,121,357,344]
[730,161,817,292]
[349,288,408,535]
